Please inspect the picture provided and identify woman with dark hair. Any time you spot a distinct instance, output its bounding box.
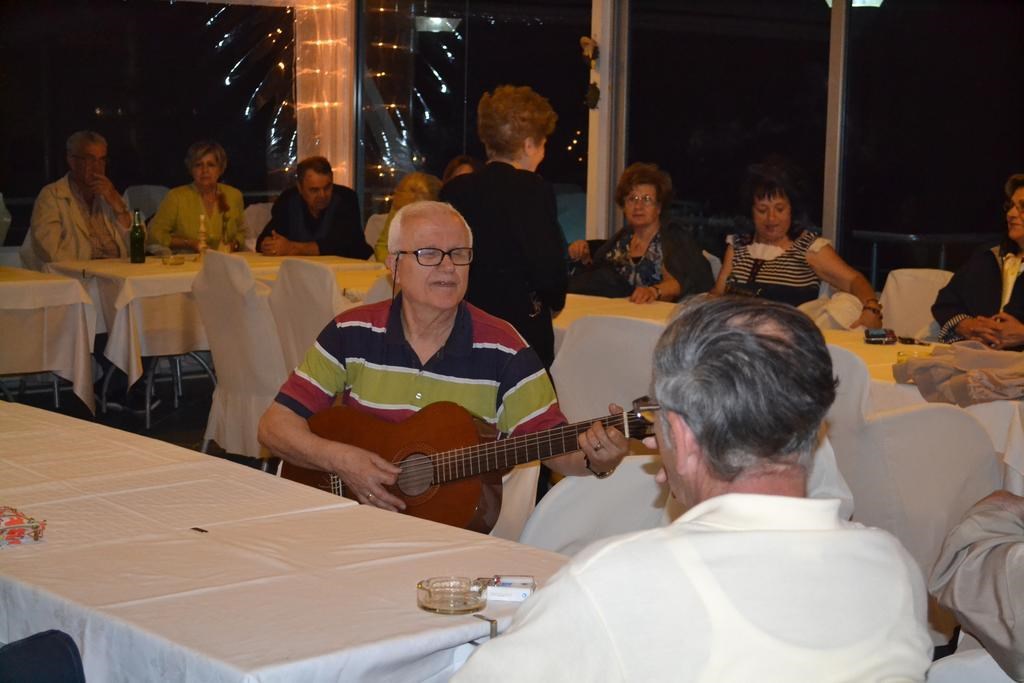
[713,158,881,328]
[442,155,483,184]
[440,85,567,368]
[932,173,1024,349]
[568,162,712,302]
[148,141,245,252]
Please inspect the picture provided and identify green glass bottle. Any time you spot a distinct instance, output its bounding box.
[129,209,146,263]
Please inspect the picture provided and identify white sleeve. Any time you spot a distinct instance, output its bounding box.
[808,237,833,254]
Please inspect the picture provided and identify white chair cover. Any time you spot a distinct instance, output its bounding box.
[193,251,288,458]
[269,258,353,372]
[489,463,540,541]
[362,273,394,305]
[123,185,169,219]
[500,316,663,543]
[826,345,1002,580]
[702,250,721,279]
[927,649,1014,683]
[551,315,665,421]
[243,202,274,251]
[364,213,387,249]
[879,268,953,339]
[519,454,675,555]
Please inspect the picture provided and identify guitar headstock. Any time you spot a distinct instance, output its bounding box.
[624,395,660,439]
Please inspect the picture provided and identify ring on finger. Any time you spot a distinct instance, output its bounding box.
[593,442,603,451]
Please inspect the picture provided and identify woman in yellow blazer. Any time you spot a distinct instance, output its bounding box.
[148,141,246,252]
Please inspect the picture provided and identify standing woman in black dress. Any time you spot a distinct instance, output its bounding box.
[441,85,567,368]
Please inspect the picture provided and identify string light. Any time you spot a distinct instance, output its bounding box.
[369,42,409,51]
[297,101,342,110]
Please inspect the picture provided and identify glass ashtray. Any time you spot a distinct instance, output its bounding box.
[161,255,185,265]
[416,576,487,615]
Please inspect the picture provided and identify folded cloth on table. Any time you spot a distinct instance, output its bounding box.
[892,340,1024,406]
[798,292,863,330]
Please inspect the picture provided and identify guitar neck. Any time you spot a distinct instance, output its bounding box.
[427,412,651,485]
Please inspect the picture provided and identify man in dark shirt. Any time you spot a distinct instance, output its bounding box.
[258,156,371,259]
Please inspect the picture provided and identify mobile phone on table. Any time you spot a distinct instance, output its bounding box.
[864,328,897,345]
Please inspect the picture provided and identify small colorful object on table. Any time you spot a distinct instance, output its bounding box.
[0,506,47,547]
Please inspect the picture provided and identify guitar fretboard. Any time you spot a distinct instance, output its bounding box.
[415,412,652,485]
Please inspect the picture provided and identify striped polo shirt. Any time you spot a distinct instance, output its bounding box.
[276,294,566,437]
[727,230,822,307]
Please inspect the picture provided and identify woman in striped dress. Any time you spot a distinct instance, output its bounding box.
[713,159,882,329]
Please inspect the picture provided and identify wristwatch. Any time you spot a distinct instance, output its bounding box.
[584,454,615,479]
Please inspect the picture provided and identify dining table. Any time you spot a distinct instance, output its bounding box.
[0,266,96,411]
[550,295,1024,494]
[0,401,567,682]
[46,254,385,386]
[822,329,1024,494]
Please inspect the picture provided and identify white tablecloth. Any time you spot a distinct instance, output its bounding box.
[0,267,96,411]
[0,402,567,682]
[47,255,384,385]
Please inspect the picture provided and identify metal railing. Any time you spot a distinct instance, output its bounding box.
[851,230,1002,289]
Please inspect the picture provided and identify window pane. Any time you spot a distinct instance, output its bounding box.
[843,0,1024,273]
[628,1,830,253]
[0,0,292,240]
[361,1,590,240]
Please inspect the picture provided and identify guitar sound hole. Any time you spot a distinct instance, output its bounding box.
[397,452,434,497]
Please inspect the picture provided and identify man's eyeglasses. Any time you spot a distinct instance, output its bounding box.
[625,194,657,206]
[71,154,107,166]
[1005,200,1024,214]
[395,247,473,266]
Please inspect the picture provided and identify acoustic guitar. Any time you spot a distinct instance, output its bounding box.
[280,398,658,533]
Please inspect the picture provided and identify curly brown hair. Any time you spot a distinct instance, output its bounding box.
[614,162,674,211]
[477,86,557,159]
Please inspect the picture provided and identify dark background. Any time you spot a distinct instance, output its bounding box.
[2,0,1021,276]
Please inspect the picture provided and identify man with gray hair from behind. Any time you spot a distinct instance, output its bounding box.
[21,130,131,269]
[454,296,933,682]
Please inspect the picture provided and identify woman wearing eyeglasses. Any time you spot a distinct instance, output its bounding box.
[568,162,712,303]
[148,141,246,253]
[932,173,1024,349]
[712,158,882,329]
[440,85,567,368]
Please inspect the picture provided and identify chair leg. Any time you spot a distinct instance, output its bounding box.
[200,438,211,453]
[101,371,114,414]
[144,362,158,430]
[51,374,60,409]
[173,357,182,408]
[188,352,216,388]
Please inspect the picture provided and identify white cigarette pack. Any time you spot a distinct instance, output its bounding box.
[486,575,536,602]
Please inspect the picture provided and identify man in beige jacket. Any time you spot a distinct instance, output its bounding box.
[21,130,130,269]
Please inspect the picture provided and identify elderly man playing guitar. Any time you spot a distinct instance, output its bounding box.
[258,200,629,532]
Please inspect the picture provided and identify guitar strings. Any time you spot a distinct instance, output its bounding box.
[392,414,651,486]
